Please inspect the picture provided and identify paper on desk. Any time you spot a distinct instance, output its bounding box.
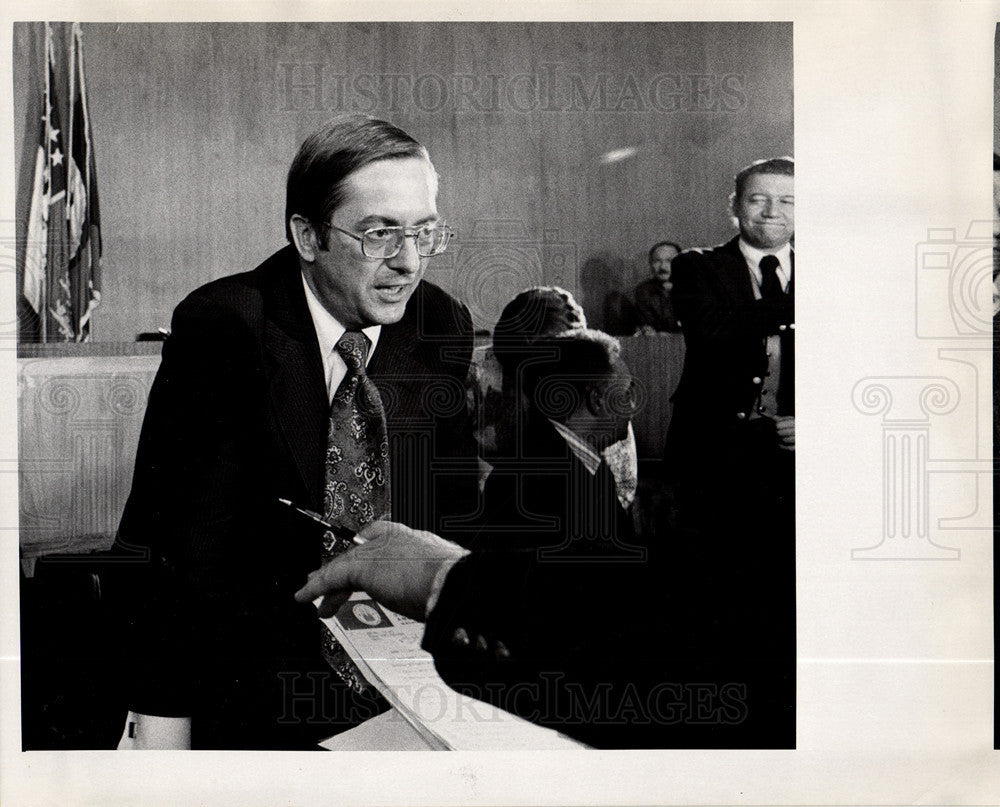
[321,592,585,751]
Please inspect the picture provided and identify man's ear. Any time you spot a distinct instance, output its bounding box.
[289,214,320,263]
[727,191,740,222]
[585,383,605,417]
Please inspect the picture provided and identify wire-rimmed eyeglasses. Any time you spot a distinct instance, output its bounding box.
[326,222,455,259]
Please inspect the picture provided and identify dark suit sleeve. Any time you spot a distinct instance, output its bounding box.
[115,292,263,716]
[421,549,685,748]
[422,541,795,748]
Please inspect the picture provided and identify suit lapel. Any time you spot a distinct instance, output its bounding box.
[719,236,756,303]
[260,248,330,508]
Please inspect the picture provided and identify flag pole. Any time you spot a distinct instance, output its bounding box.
[40,22,52,343]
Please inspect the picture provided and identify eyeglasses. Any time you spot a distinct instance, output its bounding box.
[325,222,455,259]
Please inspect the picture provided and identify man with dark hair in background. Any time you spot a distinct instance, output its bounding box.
[665,156,796,748]
[114,115,478,749]
[477,328,643,561]
[633,240,683,333]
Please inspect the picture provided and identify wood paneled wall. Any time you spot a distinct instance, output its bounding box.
[14,22,792,340]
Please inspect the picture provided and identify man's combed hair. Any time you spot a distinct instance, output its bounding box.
[733,156,794,201]
[492,286,587,378]
[521,329,621,421]
[285,114,430,245]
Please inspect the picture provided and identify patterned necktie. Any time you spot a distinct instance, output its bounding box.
[319,331,392,697]
[322,331,391,555]
[759,254,784,300]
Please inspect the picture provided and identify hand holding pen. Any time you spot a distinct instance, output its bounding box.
[277,498,367,551]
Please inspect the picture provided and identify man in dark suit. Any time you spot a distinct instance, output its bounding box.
[667,158,794,495]
[114,116,477,749]
[633,240,682,333]
[665,156,795,747]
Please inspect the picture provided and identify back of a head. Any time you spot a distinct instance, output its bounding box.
[521,328,621,422]
[492,286,587,378]
[285,115,430,242]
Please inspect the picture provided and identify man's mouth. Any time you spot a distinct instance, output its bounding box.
[374,283,411,300]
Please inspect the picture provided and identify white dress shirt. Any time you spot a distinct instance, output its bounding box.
[549,419,637,509]
[737,239,793,299]
[301,274,381,402]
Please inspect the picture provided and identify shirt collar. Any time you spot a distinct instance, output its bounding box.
[738,238,793,283]
[548,420,637,508]
[300,272,381,363]
[549,419,602,475]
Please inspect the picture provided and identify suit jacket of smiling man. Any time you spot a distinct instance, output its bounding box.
[665,156,795,749]
[113,116,479,750]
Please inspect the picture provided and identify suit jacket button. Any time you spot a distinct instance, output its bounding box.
[789,323,796,330]
[778,324,787,332]
[736,412,746,420]
[450,628,470,647]
[752,376,762,385]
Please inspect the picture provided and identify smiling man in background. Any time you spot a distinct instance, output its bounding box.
[114,115,478,749]
[665,156,796,748]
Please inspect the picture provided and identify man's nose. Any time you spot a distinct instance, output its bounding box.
[386,235,421,274]
[762,198,780,217]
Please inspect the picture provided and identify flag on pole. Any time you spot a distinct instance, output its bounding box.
[22,22,102,342]
[67,22,102,340]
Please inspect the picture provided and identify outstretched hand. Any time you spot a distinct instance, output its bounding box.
[294,520,469,622]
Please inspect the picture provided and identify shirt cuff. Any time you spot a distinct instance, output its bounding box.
[425,552,470,619]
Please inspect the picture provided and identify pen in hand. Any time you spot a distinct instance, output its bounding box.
[277,498,366,546]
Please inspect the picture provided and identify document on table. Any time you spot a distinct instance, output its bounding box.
[321,592,585,751]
